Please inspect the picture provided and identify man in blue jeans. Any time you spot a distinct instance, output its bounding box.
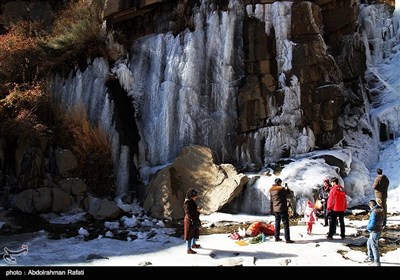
[365,199,384,266]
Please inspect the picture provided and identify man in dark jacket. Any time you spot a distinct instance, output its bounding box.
[372,168,389,227]
[269,178,294,243]
[365,199,384,266]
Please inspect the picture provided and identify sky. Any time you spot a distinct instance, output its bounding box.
[1,0,400,269]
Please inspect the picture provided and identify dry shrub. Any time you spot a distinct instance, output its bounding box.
[1,83,47,112]
[0,21,45,83]
[0,1,106,83]
[56,104,115,197]
[38,0,106,71]
[0,83,51,141]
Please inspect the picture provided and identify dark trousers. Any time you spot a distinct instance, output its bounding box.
[328,211,345,238]
[323,205,329,226]
[274,211,290,241]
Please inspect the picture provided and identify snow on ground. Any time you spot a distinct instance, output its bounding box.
[1,213,399,267]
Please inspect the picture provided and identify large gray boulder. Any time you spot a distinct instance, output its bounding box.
[14,187,52,214]
[86,195,122,220]
[14,187,72,214]
[58,178,88,203]
[143,145,248,219]
[51,188,73,213]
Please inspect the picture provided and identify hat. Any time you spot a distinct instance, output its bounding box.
[307,201,313,207]
[324,178,329,183]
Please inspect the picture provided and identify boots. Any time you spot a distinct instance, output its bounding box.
[187,249,197,254]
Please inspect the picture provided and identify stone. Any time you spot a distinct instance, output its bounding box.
[52,188,73,213]
[143,146,248,219]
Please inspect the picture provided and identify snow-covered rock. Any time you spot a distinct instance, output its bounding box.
[78,227,89,236]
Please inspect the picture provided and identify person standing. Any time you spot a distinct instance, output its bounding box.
[317,178,331,227]
[183,188,201,254]
[326,177,347,240]
[269,178,294,243]
[365,199,384,266]
[304,200,318,235]
[372,168,389,227]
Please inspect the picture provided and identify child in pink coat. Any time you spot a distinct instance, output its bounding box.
[304,201,318,235]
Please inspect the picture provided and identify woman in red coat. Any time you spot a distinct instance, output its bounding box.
[183,188,201,254]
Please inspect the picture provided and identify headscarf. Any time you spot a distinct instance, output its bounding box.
[185,188,198,199]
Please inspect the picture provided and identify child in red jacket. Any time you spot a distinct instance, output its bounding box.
[304,201,318,235]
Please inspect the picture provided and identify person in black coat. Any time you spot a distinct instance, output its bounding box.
[318,178,331,227]
[183,188,201,254]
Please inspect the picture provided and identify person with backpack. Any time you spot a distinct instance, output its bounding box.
[372,168,389,227]
[326,177,347,240]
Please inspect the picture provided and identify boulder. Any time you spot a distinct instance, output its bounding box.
[52,188,73,213]
[143,145,248,219]
[86,195,122,220]
[58,178,88,203]
[14,187,52,214]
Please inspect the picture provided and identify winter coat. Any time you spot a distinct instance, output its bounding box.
[183,198,200,241]
[246,221,263,236]
[269,184,289,213]
[304,205,317,223]
[318,184,330,200]
[327,185,347,212]
[367,205,384,232]
[373,174,389,199]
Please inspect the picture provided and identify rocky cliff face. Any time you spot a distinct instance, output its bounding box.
[1,0,397,218]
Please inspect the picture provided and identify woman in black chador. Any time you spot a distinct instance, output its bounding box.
[183,188,201,254]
